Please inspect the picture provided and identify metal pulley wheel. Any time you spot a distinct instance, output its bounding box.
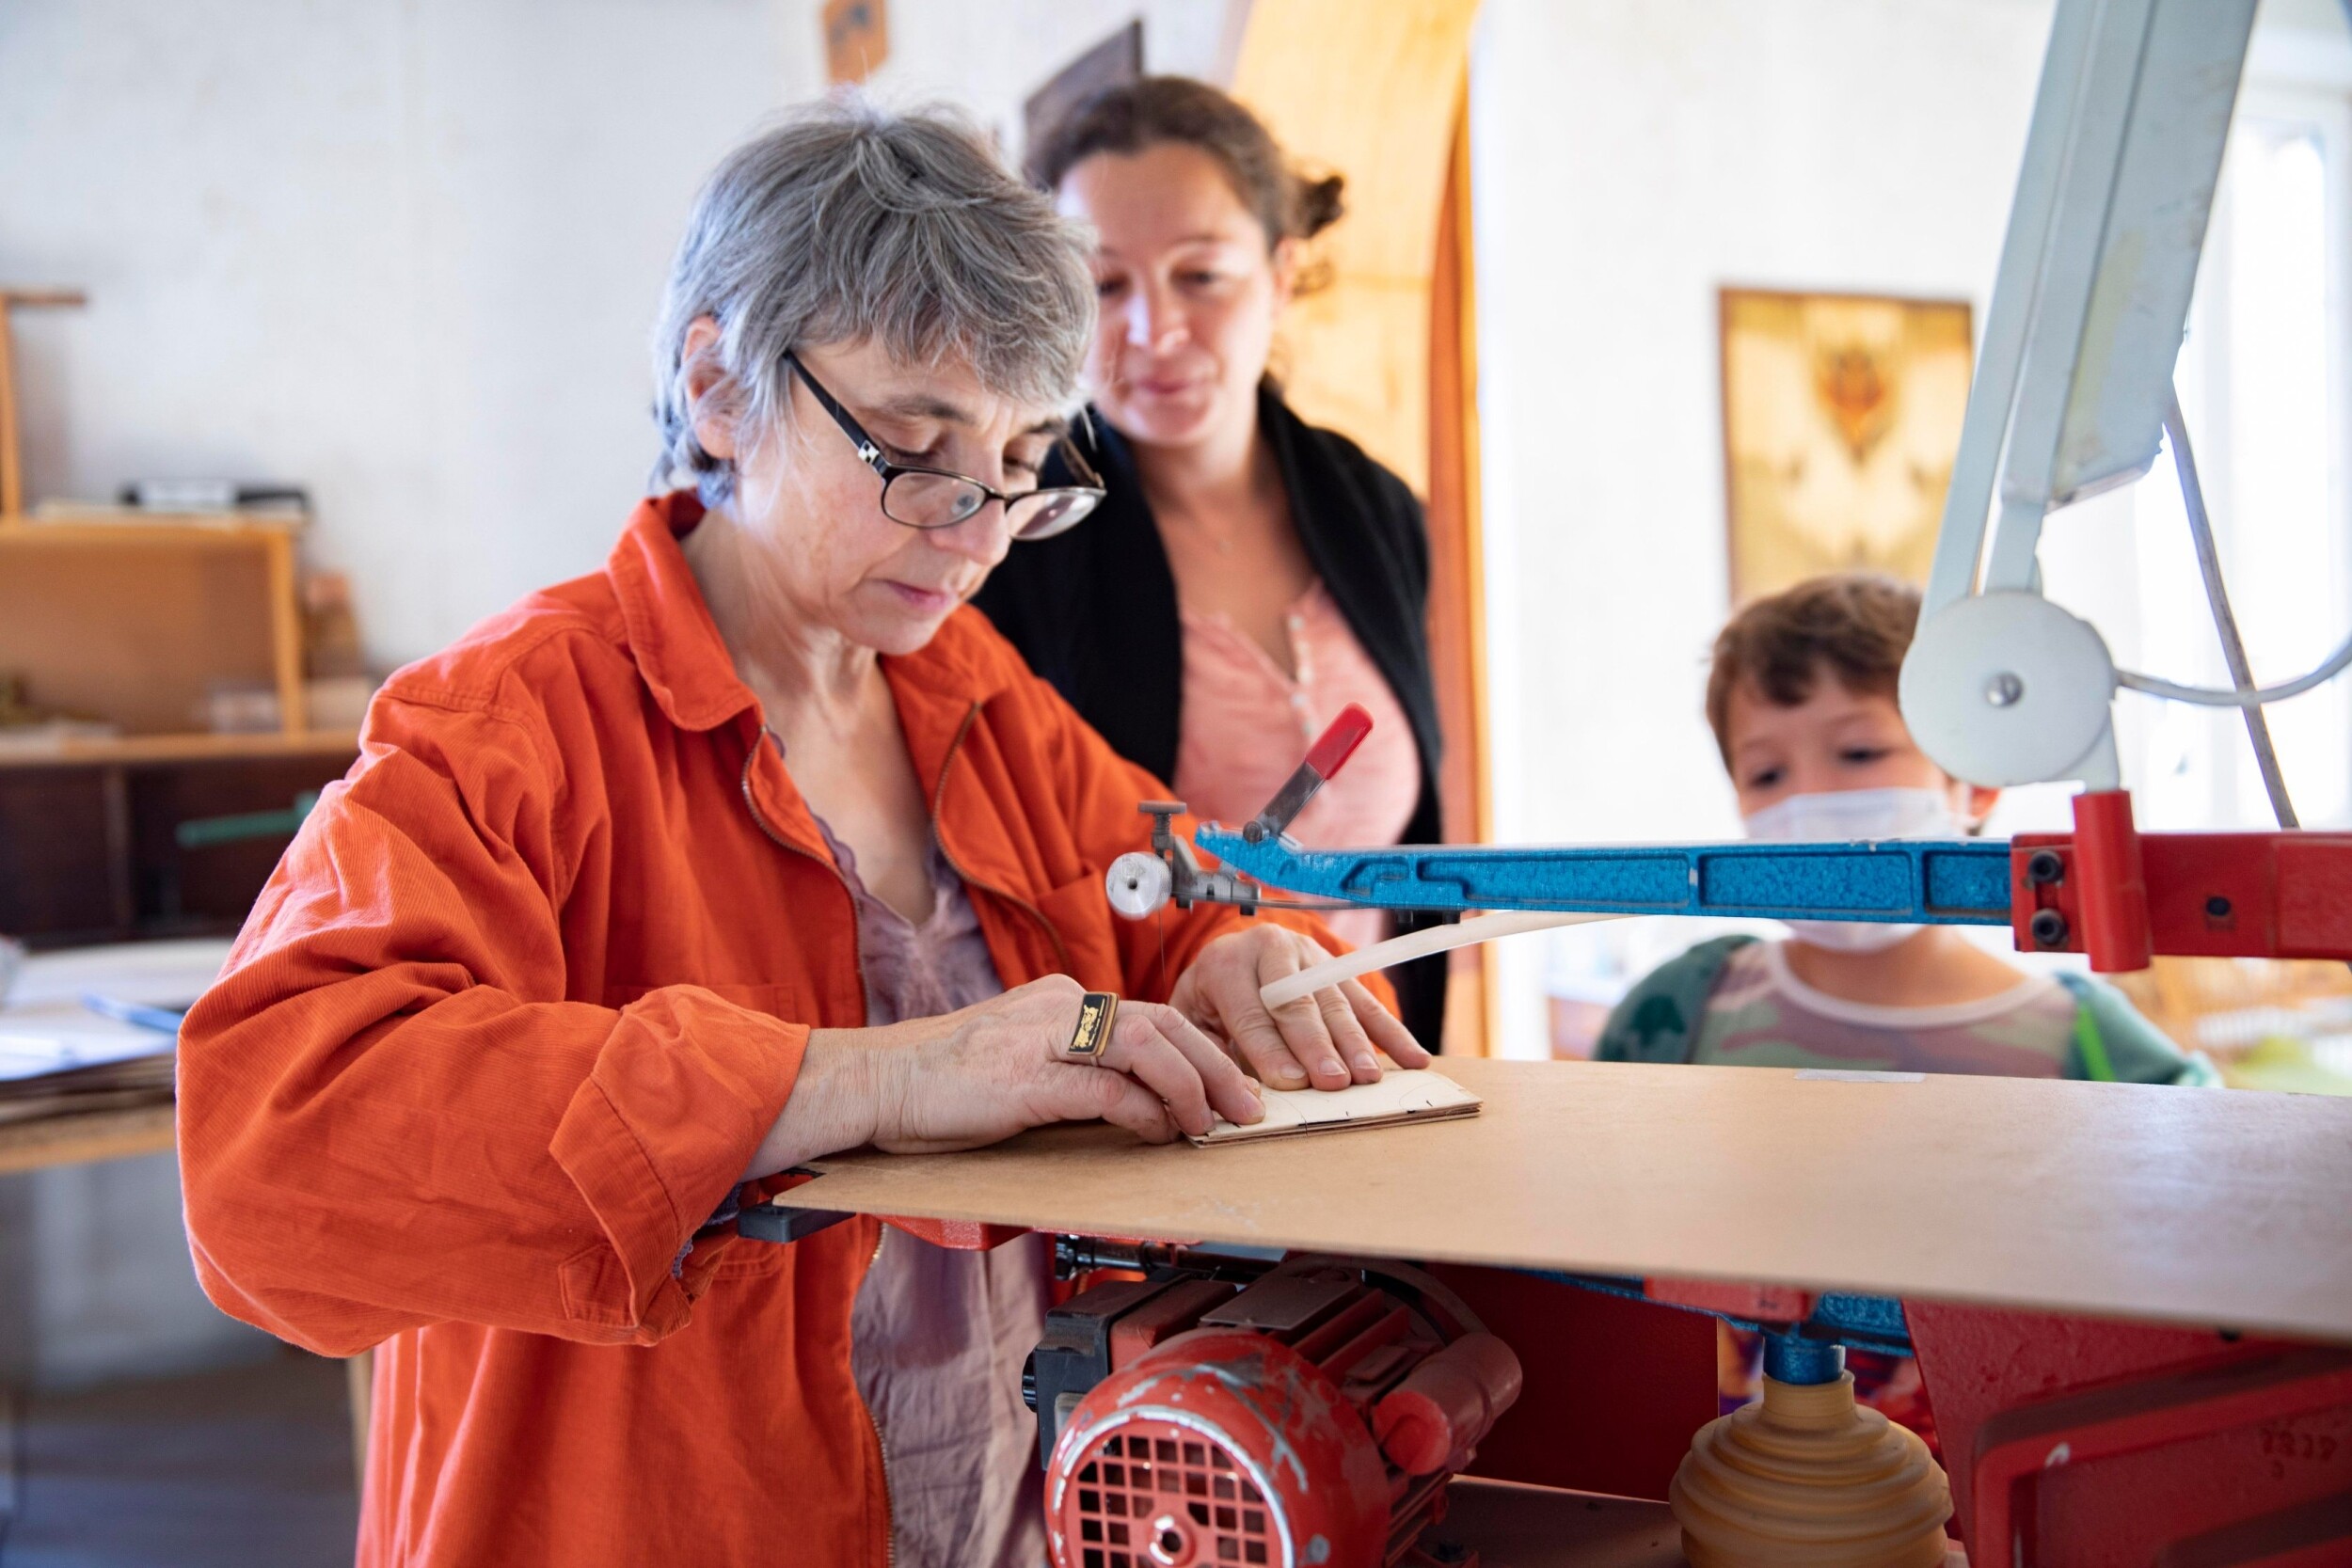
[1107,852,1173,918]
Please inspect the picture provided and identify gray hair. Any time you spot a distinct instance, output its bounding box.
[650,98,1097,503]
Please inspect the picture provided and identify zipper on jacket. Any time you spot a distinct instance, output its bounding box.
[929,701,1074,974]
[863,1228,897,1568]
[737,733,895,1567]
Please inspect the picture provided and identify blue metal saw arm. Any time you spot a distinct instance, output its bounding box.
[1194,826,2014,925]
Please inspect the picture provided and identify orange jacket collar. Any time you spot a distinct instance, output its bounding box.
[606,491,756,733]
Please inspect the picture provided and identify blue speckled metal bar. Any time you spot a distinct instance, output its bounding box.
[1193,827,2014,925]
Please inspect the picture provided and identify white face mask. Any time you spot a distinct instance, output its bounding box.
[1740,786,1966,954]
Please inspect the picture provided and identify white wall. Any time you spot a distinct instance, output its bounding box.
[0,1,1233,672]
[2,0,832,668]
[1470,0,2063,1055]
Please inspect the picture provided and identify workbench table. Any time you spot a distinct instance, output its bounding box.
[0,1101,176,1176]
[777,1057,2352,1343]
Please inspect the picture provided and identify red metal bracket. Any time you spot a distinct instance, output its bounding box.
[1969,1347,2352,1560]
[2010,790,2352,971]
[2069,789,2153,970]
[1910,1303,2352,1562]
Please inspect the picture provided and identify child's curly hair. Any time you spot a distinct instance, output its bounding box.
[1705,574,1921,765]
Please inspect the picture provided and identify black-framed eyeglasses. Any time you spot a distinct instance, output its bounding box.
[785,351,1104,541]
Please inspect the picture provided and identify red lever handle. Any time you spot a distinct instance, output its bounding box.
[1303,702,1375,781]
[1242,704,1375,844]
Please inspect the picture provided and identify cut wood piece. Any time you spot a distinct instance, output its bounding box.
[779,1057,2352,1343]
[1192,1064,1482,1145]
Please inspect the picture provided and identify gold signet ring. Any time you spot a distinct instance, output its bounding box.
[1064,992,1119,1062]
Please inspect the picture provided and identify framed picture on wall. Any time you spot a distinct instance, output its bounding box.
[1718,288,1974,603]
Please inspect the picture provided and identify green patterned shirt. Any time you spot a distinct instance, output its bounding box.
[1597,935,2213,1085]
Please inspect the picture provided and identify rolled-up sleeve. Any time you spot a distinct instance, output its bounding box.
[179,693,803,1356]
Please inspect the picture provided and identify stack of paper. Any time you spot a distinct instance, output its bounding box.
[0,1032,176,1126]
[0,938,225,1128]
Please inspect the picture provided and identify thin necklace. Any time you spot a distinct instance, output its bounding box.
[1164,510,1237,558]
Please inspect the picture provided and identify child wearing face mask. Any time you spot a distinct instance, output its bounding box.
[1595,573,2213,1438]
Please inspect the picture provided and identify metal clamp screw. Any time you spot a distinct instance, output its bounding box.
[2029,909,2071,949]
[2026,849,2065,886]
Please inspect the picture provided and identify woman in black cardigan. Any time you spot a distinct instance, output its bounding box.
[976,77,1449,1052]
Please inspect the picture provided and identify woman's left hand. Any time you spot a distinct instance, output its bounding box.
[1168,925,1431,1092]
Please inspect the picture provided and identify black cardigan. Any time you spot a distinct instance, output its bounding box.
[973,387,1452,1049]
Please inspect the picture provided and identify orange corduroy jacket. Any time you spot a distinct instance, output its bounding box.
[177,491,1334,1567]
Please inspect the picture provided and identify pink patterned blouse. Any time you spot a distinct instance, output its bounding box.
[1171,581,1422,953]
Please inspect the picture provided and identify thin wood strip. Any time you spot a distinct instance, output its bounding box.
[1426,84,1495,1053]
[266,529,309,733]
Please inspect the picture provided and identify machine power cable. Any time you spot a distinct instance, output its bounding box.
[2116,635,2352,711]
[2159,388,2300,829]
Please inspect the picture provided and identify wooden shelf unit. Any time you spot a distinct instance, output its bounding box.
[0,514,361,945]
[0,727,359,771]
[0,515,310,742]
[0,737,359,946]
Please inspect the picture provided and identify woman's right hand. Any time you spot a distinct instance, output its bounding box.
[744,976,1265,1177]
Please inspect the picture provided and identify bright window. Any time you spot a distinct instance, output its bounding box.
[2131,82,2352,831]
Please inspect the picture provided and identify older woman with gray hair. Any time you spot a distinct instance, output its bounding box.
[176,100,1420,1568]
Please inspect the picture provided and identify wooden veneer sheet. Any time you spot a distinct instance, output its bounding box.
[1189,1066,1482,1145]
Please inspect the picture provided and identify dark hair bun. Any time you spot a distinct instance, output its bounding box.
[1294,172,1346,239]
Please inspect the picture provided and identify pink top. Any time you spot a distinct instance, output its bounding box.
[1172,581,1422,953]
[808,810,1048,1568]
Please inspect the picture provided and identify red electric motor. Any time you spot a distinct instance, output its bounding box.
[1033,1254,1522,1568]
